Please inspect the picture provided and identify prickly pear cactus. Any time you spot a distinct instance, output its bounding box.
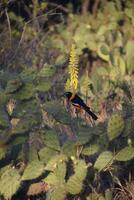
[123,119,133,137]
[107,114,124,141]
[130,102,134,117]
[122,101,134,118]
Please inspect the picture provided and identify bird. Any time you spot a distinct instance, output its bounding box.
[63,91,98,120]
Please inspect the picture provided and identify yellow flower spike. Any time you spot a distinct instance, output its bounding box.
[68,44,79,93]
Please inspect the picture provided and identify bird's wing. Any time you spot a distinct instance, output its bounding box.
[73,95,87,107]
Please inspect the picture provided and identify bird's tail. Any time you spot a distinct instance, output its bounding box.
[83,105,98,120]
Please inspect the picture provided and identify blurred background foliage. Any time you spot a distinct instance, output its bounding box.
[0,0,134,200]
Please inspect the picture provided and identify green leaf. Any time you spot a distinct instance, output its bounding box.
[0,92,9,107]
[62,141,76,157]
[123,119,133,137]
[45,179,66,200]
[97,43,110,61]
[98,195,105,200]
[55,54,67,66]
[73,160,87,180]
[0,106,10,128]
[126,57,134,73]
[87,40,97,51]
[109,67,119,81]
[54,162,66,183]
[97,67,109,76]
[0,71,18,86]
[0,146,6,160]
[0,165,21,199]
[126,40,134,61]
[11,135,28,146]
[114,56,126,76]
[45,162,66,186]
[82,144,100,156]
[20,68,37,82]
[125,8,134,19]
[79,74,93,97]
[14,83,34,100]
[107,114,124,141]
[42,130,60,151]
[126,40,134,73]
[44,163,67,200]
[38,65,56,78]
[51,185,66,200]
[114,146,134,161]
[105,189,112,200]
[12,114,41,134]
[91,72,102,94]
[97,25,107,37]
[44,101,72,125]
[94,151,113,171]
[87,193,98,200]
[108,22,117,31]
[77,126,93,145]
[5,78,23,94]
[35,80,52,92]
[21,161,44,180]
[39,147,57,163]
[12,99,40,118]
[45,154,67,172]
[45,173,59,186]
[28,147,39,162]
[66,176,83,195]
[66,160,87,195]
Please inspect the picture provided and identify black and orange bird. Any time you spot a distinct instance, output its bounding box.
[63,92,98,120]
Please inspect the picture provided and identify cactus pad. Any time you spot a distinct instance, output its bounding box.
[108,114,124,141]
